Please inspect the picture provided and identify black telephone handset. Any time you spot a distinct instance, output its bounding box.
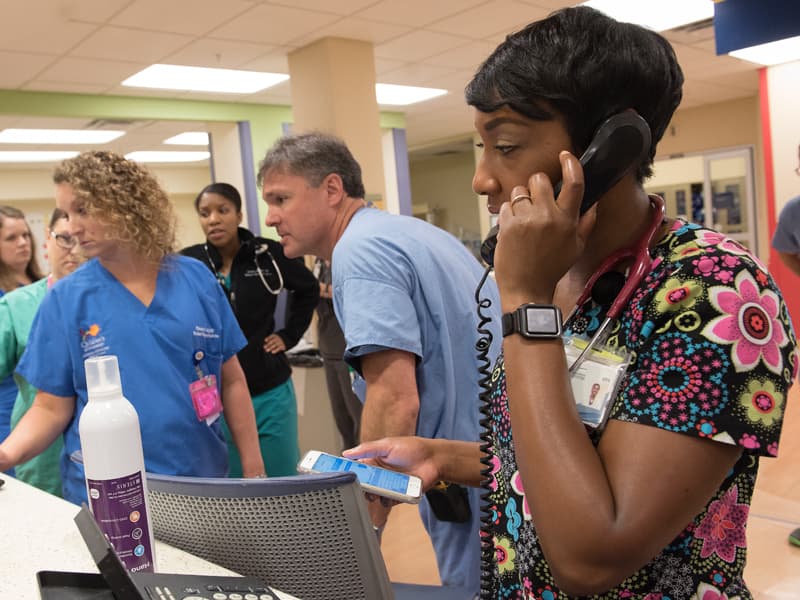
[479,112,652,266]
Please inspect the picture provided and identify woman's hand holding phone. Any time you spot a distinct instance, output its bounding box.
[343,437,442,493]
[495,151,597,311]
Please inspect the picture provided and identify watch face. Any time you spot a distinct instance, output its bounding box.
[525,306,561,335]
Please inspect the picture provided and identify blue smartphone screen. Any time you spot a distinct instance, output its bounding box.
[313,454,410,494]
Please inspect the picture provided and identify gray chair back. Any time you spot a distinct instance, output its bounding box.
[146,471,394,600]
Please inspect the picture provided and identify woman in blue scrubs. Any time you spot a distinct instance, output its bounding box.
[0,151,264,504]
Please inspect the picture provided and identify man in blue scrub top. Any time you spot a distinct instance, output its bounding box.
[259,132,502,593]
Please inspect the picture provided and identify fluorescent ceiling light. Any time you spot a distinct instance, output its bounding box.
[375,83,447,106]
[729,35,800,66]
[125,151,210,163]
[0,128,124,144]
[163,132,209,146]
[0,151,80,163]
[123,64,288,94]
[580,0,714,31]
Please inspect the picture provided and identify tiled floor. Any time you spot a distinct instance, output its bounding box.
[381,385,800,597]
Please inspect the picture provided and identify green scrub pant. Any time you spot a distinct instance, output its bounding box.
[222,378,300,478]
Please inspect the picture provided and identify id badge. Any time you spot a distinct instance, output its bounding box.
[564,336,632,430]
[189,374,223,424]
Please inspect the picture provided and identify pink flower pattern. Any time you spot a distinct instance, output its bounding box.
[695,485,748,562]
[486,220,796,599]
[704,270,789,373]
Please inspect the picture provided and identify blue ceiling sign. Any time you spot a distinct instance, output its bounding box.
[714,0,800,55]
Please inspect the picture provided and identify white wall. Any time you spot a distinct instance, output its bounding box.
[767,60,800,212]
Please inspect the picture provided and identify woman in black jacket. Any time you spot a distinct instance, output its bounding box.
[182,182,319,476]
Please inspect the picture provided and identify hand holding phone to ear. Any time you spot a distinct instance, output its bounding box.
[494,151,595,309]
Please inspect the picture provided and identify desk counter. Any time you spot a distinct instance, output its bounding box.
[0,475,298,599]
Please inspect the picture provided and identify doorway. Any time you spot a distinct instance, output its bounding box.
[646,146,757,254]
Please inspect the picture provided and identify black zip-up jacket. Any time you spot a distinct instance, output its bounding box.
[182,228,319,395]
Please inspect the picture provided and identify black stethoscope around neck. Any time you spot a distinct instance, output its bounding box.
[203,241,284,296]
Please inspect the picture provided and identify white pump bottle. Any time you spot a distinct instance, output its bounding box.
[79,355,156,573]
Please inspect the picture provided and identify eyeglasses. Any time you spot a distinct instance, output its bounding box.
[50,231,78,249]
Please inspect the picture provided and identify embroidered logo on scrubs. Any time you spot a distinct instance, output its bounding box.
[80,323,101,341]
[80,323,109,359]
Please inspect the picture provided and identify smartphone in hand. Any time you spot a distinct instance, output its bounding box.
[298,450,422,504]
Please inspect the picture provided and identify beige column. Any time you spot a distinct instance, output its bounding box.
[288,37,385,198]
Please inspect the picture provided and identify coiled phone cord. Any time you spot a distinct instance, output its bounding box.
[474,265,496,598]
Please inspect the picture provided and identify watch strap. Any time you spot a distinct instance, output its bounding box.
[502,303,563,338]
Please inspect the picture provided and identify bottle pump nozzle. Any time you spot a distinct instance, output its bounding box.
[85,355,123,401]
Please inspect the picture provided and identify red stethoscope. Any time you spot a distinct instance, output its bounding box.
[566,194,666,374]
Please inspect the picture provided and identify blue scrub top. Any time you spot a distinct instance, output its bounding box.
[17,256,246,504]
[332,208,502,591]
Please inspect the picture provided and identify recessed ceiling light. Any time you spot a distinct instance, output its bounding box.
[729,35,800,66]
[580,0,714,31]
[375,83,447,106]
[122,64,289,94]
[0,129,125,144]
[125,151,210,163]
[163,132,210,146]
[0,151,80,163]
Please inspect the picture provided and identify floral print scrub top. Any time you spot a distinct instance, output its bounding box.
[485,219,798,599]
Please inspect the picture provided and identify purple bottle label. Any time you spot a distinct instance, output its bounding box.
[87,470,154,573]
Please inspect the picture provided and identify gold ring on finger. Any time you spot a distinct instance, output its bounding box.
[511,193,532,207]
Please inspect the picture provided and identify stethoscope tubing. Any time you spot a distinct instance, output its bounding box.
[203,242,284,296]
[568,195,666,374]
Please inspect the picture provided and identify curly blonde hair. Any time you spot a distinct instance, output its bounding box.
[53,151,177,263]
[0,205,44,292]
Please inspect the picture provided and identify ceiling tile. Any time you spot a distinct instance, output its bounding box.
[0,52,58,88]
[35,57,146,86]
[374,57,409,75]
[263,0,378,15]
[0,6,98,54]
[516,0,575,9]
[375,30,471,62]
[291,17,411,47]
[210,4,341,45]
[12,116,97,129]
[22,80,112,95]
[427,0,543,39]
[165,39,279,69]
[680,79,756,109]
[55,0,133,23]
[356,0,484,28]
[424,40,496,70]
[378,63,458,87]
[110,0,255,36]
[240,50,291,74]
[69,26,195,63]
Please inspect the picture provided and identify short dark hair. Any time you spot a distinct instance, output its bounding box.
[465,6,683,181]
[257,132,366,199]
[195,182,242,212]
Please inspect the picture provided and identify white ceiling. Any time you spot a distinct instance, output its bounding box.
[0,0,761,163]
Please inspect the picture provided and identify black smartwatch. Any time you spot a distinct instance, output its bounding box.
[502,304,563,339]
